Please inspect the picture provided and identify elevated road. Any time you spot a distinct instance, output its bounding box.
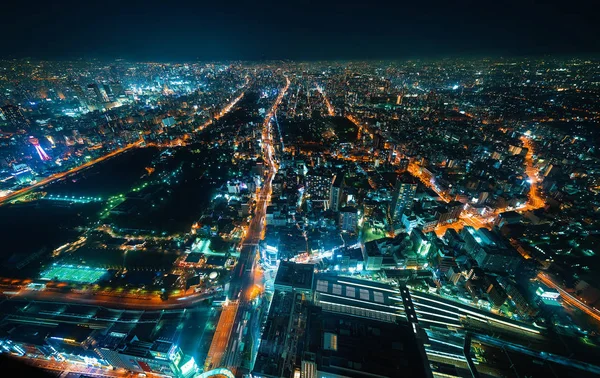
[538,272,600,324]
[4,287,216,310]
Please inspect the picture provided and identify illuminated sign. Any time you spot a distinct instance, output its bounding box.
[180,357,196,376]
[536,286,560,300]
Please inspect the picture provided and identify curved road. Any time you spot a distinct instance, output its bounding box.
[0,140,143,206]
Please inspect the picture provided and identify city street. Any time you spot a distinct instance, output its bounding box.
[218,76,290,375]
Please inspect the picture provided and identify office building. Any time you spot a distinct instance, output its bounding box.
[328,174,344,211]
[338,206,358,232]
[461,227,523,275]
[390,173,417,221]
[306,169,333,204]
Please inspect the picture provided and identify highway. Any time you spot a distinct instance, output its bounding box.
[217,76,290,376]
[4,286,216,310]
[538,272,600,324]
[520,135,545,210]
[205,300,239,370]
[0,139,143,206]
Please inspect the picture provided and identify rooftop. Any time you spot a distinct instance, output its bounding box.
[274,261,315,291]
[303,306,431,378]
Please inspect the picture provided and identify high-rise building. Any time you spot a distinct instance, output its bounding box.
[110,81,126,98]
[102,83,113,100]
[436,200,464,224]
[338,206,358,232]
[306,169,333,204]
[71,84,87,108]
[329,174,344,211]
[373,132,385,151]
[390,173,417,221]
[85,83,106,110]
[398,158,410,172]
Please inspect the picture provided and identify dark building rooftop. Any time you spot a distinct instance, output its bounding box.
[274,261,315,292]
[302,306,431,378]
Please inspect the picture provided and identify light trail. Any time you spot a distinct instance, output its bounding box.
[538,272,600,323]
[205,301,239,370]
[315,84,335,116]
[195,88,247,133]
[222,75,290,372]
[411,293,540,334]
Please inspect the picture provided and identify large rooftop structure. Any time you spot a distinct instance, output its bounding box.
[313,274,406,322]
[274,261,315,295]
[301,306,432,378]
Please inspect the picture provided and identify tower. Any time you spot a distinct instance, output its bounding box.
[29,137,51,161]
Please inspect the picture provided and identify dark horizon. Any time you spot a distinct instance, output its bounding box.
[3,52,600,65]
[2,0,599,62]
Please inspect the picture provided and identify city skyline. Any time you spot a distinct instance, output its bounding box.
[1,3,600,376]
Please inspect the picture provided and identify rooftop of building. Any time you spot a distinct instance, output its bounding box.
[331,173,345,188]
[274,261,315,291]
[48,324,96,344]
[313,274,406,322]
[396,172,419,185]
[339,206,358,213]
[303,306,431,378]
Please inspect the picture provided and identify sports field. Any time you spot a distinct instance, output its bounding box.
[41,264,108,283]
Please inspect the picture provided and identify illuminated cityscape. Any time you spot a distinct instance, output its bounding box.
[1,1,600,378]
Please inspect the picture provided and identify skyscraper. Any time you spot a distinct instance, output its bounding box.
[391,173,417,221]
[306,168,333,204]
[329,173,345,212]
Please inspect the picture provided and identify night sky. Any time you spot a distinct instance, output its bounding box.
[2,0,599,61]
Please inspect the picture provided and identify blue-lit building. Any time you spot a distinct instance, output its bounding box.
[391,173,417,221]
[460,226,523,275]
[96,336,197,378]
[12,164,34,185]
